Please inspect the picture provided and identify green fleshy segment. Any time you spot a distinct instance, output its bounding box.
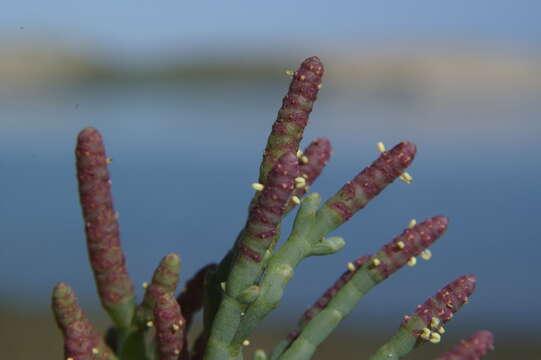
[136,253,180,325]
[106,296,136,331]
[152,253,180,292]
[253,349,267,360]
[52,283,84,329]
[367,315,427,360]
[269,341,289,360]
[310,236,345,256]
[278,270,378,360]
[119,329,153,360]
[230,193,329,348]
[238,285,260,304]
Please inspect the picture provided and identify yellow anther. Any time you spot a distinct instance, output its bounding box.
[251,183,264,191]
[372,258,381,266]
[295,177,306,188]
[396,241,405,249]
[407,257,417,267]
[291,196,301,205]
[146,321,154,327]
[438,326,445,334]
[92,348,99,355]
[174,349,180,355]
[106,157,113,164]
[400,172,413,184]
[376,142,386,153]
[242,339,251,346]
[420,328,431,340]
[347,262,356,272]
[421,249,432,260]
[430,317,440,329]
[408,219,417,229]
[285,70,294,77]
[300,155,309,164]
[240,312,245,316]
[67,357,74,360]
[172,324,180,331]
[299,75,306,81]
[430,332,442,343]
[296,150,303,158]
[220,282,226,291]
[142,282,149,289]
[317,84,322,89]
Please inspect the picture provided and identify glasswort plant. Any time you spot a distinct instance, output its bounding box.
[52,56,494,360]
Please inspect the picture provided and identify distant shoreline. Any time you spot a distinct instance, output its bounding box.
[1,43,540,98]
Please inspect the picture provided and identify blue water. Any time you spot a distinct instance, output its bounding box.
[1,81,539,334]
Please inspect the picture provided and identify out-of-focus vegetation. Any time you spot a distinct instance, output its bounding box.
[2,41,540,100]
[1,309,536,359]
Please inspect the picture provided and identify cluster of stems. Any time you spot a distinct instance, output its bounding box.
[52,56,493,360]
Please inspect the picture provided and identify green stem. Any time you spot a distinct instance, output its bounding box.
[278,216,448,360]
[369,275,476,360]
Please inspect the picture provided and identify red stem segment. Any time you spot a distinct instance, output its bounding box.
[154,293,186,360]
[52,283,116,360]
[76,127,135,329]
[320,141,416,230]
[370,216,448,280]
[238,151,300,263]
[177,263,217,330]
[436,331,494,360]
[259,56,324,184]
[403,275,477,339]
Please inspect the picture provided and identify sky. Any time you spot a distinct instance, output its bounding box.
[1,1,540,64]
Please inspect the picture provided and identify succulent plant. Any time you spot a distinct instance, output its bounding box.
[52,56,493,360]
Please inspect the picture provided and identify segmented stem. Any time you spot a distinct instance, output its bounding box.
[435,331,494,360]
[178,263,217,330]
[204,152,299,359]
[317,141,416,232]
[52,283,117,360]
[76,127,135,329]
[154,293,185,360]
[259,56,324,184]
[369,275,476,360]
[136,253,181,326]
[285,138,331,212]
[277,216,448,360]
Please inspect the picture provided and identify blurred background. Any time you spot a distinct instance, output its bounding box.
[1,1,540,359]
